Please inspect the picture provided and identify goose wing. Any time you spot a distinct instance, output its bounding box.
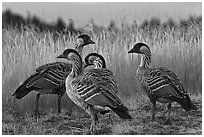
[73,76,121,108]
[144,68,185,99]
[84,68,117,92]
[13,62,71,99]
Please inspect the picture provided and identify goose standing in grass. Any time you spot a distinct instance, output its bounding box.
[128,42,197,123]
[84,53,118,122]
[12,34,95,115]
[57,49,132,134]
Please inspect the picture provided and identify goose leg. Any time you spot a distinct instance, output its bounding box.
[58,94,62,113]
[34,93,41,116]
[165,103,171,124]
[90,112,97,134]
[108,113,113,125]
[86,106,97,134]
[151,99,156,121]
[95,113,99,122]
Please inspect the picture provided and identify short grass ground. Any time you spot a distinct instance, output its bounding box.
[2,94,202,135]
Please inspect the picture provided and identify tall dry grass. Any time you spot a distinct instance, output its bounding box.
[2,23,201,113]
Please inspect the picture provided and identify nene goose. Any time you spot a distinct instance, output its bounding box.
[128,42,197,123]
[12,34,95,115]
[57,49,132,134]
[84,53,118,122]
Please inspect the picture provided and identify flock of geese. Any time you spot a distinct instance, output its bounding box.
[12,34,197,134]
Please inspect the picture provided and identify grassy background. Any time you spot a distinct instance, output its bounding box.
[2,19,202,134]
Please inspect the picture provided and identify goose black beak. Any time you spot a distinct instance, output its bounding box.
[89,39,95,44]
[128,48,135,53]
[57,54,66,59]
[83,64,89,68]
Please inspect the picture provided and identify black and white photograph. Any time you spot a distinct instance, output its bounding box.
[2,1,202,135]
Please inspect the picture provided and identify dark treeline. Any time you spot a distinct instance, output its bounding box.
[2,9,80,35]
[2,9,202,35]
[139,16,202,30]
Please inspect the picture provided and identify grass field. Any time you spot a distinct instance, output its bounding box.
[2,95,202,135]
[2,19,202,134]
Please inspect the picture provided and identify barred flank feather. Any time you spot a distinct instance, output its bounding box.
[73,74,132,119]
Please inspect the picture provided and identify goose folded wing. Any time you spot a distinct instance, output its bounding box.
[146,68,185,99]
[26,67,68,89]
[84,69,117,90]
[159,67,186,94]
[75,77,121,108]
[36,62,72,73]
[84,69,114,78]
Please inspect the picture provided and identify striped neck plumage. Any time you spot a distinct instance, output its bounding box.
[94,60,104,69]
[139,50,151,68]
[75,45,83,57]
[70,58,83,78]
